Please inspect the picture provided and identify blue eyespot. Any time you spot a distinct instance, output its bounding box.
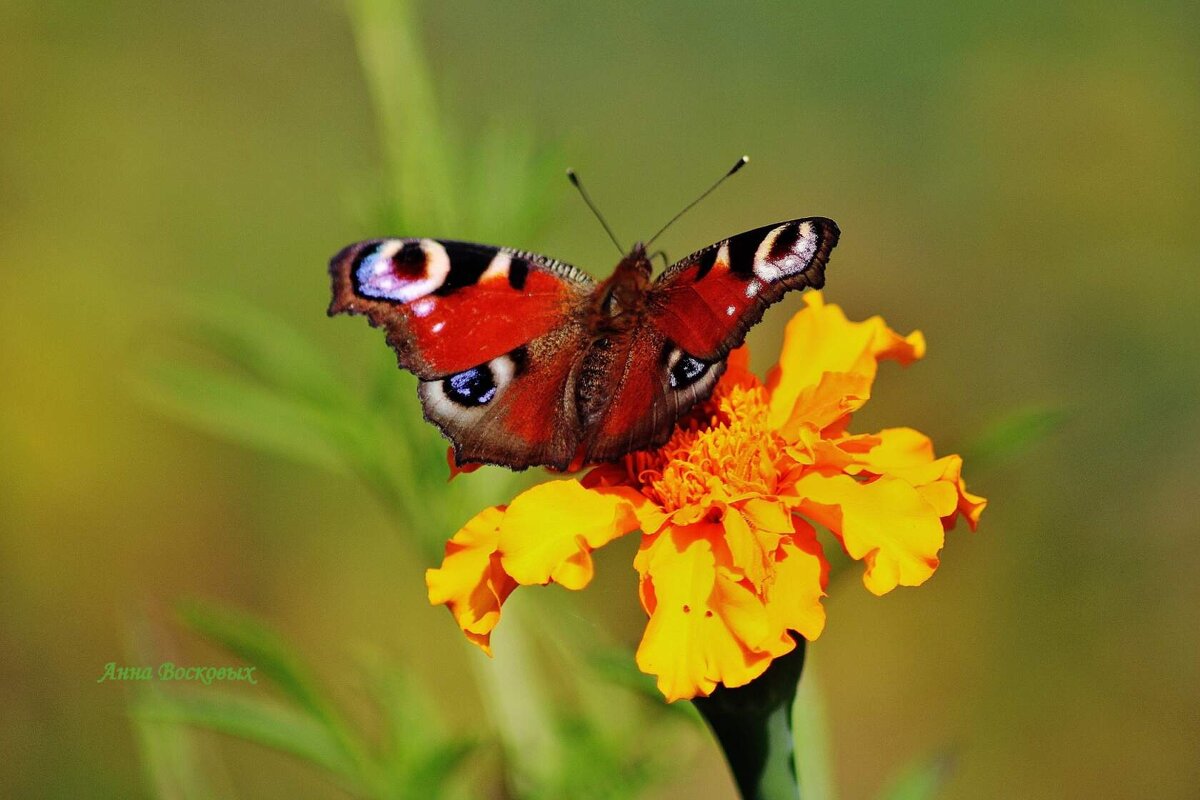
[445,366,497,406]
[669,354,709,389]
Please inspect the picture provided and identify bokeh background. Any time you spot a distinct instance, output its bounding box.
[2,0,1197,798]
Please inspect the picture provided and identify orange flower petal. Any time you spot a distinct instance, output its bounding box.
[764,518,828,642]
[851,428,988,529]
[498,480,641,590]
[634,533,780,701]
[425,507,516,656]
[792,473,944,595]
[779,371,874,439]
[766,292,925,429]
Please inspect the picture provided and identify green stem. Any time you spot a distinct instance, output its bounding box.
[693,638,806,800]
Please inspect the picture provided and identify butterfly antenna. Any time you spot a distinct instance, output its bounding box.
[646,155,749,247]
[567,169,624,254]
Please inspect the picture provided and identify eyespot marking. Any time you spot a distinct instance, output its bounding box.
[445,366,496,406]
[665,346,711,390]
[354,238,451,302]
[753,221,817,281]
[421,351,522,417]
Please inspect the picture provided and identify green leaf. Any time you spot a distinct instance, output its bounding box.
[963,405,1069,470]
[165,295,349,407]
[585,648,698,722]
[793,662,837,800]
[346,0,457,232]
[133,358,352,474]
[132,691,361,786]
[875,751,954,800]
[176,602,338,725]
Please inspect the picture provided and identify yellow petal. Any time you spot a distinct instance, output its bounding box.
[766,293,925,429]
[425,507,516,656]
[498,480,640,590]
[779,371,874,439]
[717,507,770,589]
[764,518,828,641]
[634,533,779,701]
[851,428,988,529]
[792,473,944,595]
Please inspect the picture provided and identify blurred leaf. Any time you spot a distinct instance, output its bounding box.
[875,751,955,800]
[585,648,698,722]
[176,602,346,731]
[794,662,837,800]
[467,122,564,243]
[166,295,349,407]
[134,358,352,474]
[346,0,457,233]
[963,405,1070,470]
[134,716,225,800]
[132,691,361,786]
[357,652,479,799]
[127,619,232,800]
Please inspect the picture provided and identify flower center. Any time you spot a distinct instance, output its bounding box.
[625,380,782,512]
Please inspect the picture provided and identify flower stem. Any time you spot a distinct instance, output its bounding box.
[693,638,806,800]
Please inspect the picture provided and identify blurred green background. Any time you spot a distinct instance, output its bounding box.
[2,0,1197,798]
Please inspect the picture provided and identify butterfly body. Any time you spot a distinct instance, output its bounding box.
[329,217,839,471]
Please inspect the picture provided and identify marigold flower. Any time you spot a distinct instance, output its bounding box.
[426,292,986,701]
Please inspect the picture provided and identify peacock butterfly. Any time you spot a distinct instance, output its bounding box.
[328,160,839,471]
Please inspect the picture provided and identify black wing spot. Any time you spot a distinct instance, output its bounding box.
[726,233,759,278]
[434,245,492,296]
[508,257,529,290]
[694,248,719,281]
[444,366,497,406]
[768,223,803,261]
[669,353,710,389]
[395,241,427,277]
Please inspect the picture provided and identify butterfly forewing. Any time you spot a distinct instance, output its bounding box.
[329,237,593,378]
[647,217,839,361]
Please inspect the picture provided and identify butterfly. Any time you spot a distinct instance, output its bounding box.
[328,163,838,471]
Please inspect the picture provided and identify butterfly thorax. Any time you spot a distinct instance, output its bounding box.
[588,243,653,335]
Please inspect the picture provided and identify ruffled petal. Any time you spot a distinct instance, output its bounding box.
[849,427,988,530]
[764,517,828,642]
[792,473,945,595]
[766,292,926,429]
[498,480,641,589]
[634,531,781,701]
[425,507,516,656]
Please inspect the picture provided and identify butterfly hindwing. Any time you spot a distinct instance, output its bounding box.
[416,321,592,470]
[329,238,595,469]
[581,324,727,462]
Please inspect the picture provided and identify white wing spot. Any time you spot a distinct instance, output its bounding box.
[726,304,736,316]
[481,251,512,282]
[715,241,731,271]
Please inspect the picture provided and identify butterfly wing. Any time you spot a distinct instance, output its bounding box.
[329,238,595,469]
[583,218,839,461]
